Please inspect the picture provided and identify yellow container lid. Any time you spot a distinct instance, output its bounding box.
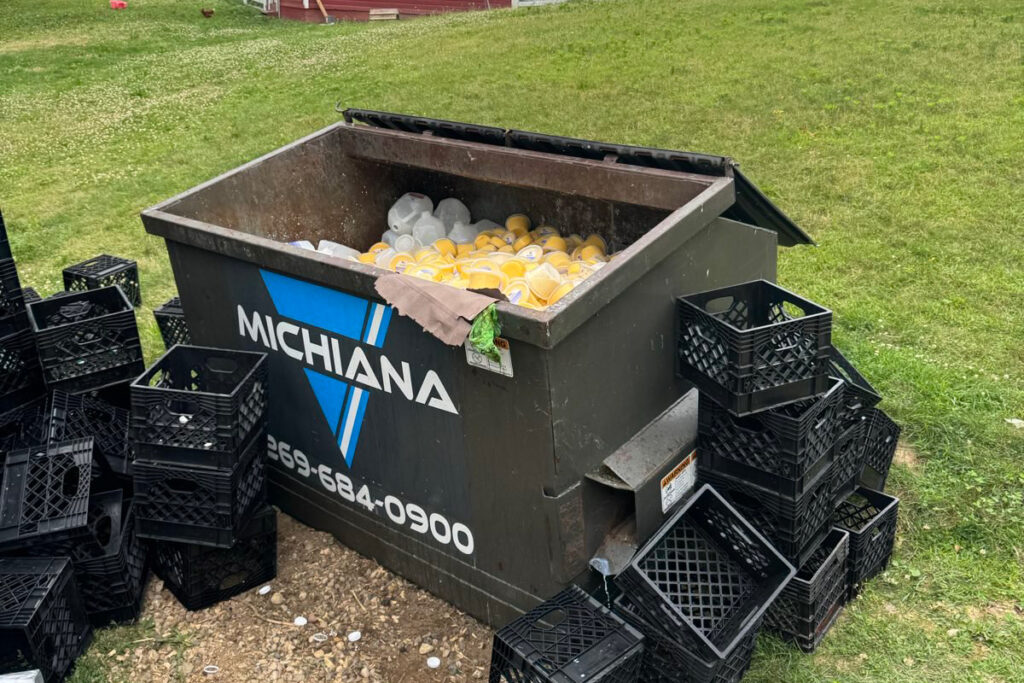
[407,265,441,282]
[540,235,567,253]
[512,234,533,252]
[368,242,390,254]
[505,214,531,233]
[543,251,571,272]
[583,234,608,252]
[547,280,576,306]
[456,243,474,257]
[517,244,544,262]
[526,263,562,301]
[433,238,457,257]
[468,270,503,290]
[500,258,526,278]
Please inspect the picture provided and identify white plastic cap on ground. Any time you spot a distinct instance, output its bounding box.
[388,193,433,235]
[412,213,446,245]
[433,198,471,231]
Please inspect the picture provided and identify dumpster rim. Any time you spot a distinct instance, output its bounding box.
[141,123,735,349]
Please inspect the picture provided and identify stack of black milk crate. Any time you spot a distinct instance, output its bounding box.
[130,344,277,611]
[487,279,903,683]
[675,280,901,654]
[1,210,148,683]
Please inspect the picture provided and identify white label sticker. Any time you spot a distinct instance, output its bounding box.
[660,450,697,513]
[464,337,514,377]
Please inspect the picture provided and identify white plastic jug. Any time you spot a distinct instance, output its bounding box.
[381,229,401,247]
[393,234,421,254]
[412,213,447,245]
[317,240,361,260]
[388,193,433,235]
[433,198,471,231]
[447,221,478,245]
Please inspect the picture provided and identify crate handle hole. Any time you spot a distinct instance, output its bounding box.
[533,608,567,630]
[219,571,248,591]
[781,301,807,319]
[705,296,735,315]
[61,467,81,496]
[167,399,200,417]
[166,478,199,493]
[206,357,239,375]
[93,514,113,548]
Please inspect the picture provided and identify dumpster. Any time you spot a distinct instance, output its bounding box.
[141,110,812,627]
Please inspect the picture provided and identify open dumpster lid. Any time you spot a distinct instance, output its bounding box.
[342,108,814,247]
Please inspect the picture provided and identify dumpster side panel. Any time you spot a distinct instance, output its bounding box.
[164,241,574,624]
[547,217,778,505]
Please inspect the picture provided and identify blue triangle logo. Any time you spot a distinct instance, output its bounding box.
[303,368,348,434]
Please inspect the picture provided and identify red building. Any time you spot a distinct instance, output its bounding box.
[277,0,513,22]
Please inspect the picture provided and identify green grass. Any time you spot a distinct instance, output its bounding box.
[2,0,1022,680]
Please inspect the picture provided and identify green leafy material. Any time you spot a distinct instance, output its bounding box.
[469,303,501,362]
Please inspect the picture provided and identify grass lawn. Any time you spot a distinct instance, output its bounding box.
[2,0,1023,680]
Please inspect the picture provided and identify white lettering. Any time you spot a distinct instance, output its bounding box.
[380,356,414,400]
[236,307,458,415]
[416,370,458,415]
[345,346,382,390]
[238,306,270,346]
[302,328,332,372]
[276,321,303,361]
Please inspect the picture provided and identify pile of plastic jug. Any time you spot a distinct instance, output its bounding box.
[291,193,616,310]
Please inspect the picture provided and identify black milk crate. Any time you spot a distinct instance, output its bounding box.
[676,280,832,416]
[0,210,9,260]
[830,420,867,503]
[697,467,834,567]
[74,496,148,626]
[26,286,144,393]
[77,378,132,411]
[615,484,794,660]
[130,345,268,466]
[764,529,849,653]
[489,585,644,683]
[0,439,94,554]
[697,379,843,496]
[153,297,190,348]
[613,595,758,683]
[49,391,133,477]
[859,409,901,491]
[21,288,40,305]
[28,490,121,561]
[134,428,267,547]
[0,259,27,338]
[834,487,898,598]
[0,557,92,683]
[153,504,276,612]
[0,398,49,460]
[828,347,881,432]
[0,329,45,416]
[62,255,141,307]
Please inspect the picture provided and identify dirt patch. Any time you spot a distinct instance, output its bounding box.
[893,443,920,470]
[966,603,1024,622]
[104,511,494,682]
[0,34,91,54]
